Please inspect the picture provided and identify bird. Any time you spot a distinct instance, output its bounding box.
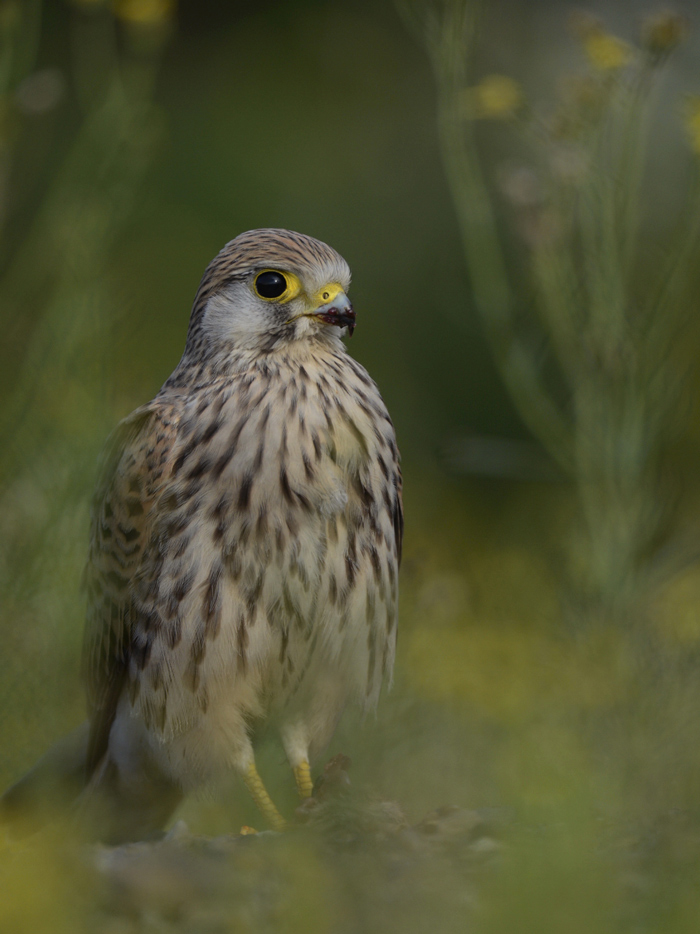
[1,228,402,842]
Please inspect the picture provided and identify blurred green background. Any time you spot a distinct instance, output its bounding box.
[3,0,700,931]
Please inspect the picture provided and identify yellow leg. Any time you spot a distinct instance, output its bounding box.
[293,760,314,799]
[243,761,287,832]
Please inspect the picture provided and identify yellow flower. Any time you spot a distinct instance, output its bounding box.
[461,75,524,120]
[583,30,632,72]
[113,0,174,25]
[683,95,700,155]
[570,13,632,72]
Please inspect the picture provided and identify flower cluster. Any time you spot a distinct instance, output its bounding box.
[460,74,524,120]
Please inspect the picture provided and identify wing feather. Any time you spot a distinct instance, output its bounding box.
[82,404,169,774]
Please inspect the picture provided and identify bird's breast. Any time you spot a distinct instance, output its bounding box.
[165,355,386,521]
[129,352,399,738]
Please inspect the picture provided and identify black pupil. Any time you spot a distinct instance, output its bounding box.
[256,271,287,298]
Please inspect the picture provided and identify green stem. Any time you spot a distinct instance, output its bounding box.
[428,0,573,472]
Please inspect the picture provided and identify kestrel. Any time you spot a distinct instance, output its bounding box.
[4,229,402,841]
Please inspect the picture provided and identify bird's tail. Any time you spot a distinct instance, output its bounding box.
[1,723,183,843]
[0,723,90,839]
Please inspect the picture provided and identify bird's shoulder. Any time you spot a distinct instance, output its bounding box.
[88,400,179,553]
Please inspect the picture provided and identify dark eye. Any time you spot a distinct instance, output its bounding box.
[255,271,288,299]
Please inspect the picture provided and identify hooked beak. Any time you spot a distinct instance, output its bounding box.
[309,291,356,337]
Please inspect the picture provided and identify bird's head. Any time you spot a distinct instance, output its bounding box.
[185,228,354,360]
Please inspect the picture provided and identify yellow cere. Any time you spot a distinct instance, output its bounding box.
[312,282,344,308]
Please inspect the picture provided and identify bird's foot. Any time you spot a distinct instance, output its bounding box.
[243,762,287,832]
[293,760,314,800]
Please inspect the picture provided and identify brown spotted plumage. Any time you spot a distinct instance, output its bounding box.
[71,229,401,838]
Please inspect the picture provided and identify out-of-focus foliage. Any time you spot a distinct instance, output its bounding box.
[401,0,700,619]
[0,0,169,780]
[2,0,700,932]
